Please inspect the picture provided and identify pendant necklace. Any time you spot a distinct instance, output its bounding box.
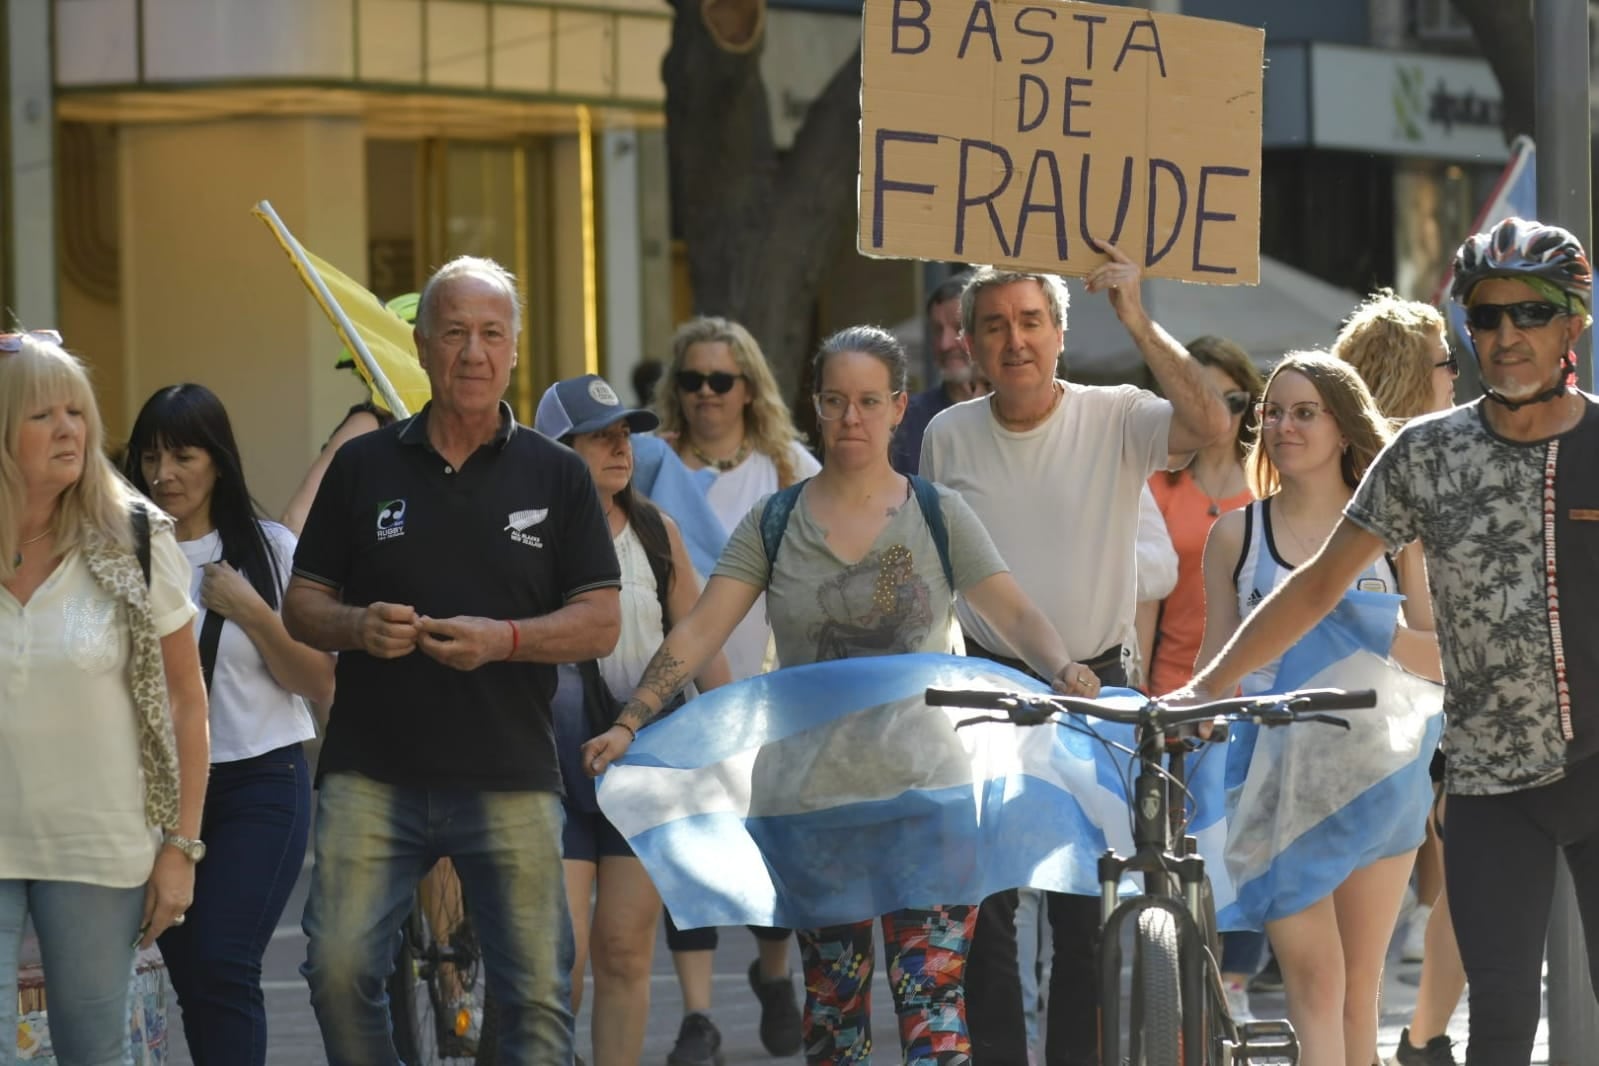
[13,530,48,567]
[1190,467,1225,517]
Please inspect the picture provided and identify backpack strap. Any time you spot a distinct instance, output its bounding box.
[130,503,152,587]
[908,476,955,591]
[761,476,956,593]
[759,478,812,577]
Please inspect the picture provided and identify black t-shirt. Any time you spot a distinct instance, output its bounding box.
[294,401,621,792]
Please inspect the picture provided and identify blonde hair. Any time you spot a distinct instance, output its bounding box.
[660,316,808,488]
[0,336,138,579]
[1331,289,1446,423]
[1246,351,1391,499]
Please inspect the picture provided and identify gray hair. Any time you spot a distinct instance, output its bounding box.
[813,325,908,394]
[959,267,1070,339]
[417,256,522,338]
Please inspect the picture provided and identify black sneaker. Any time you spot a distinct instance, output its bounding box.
[1248,955,1284,993]
[1386,1027,1457,1066]
[747,959,803,1056]
[667,1011,726,1066]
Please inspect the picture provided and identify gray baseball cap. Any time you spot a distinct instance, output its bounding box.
[534,374,659,441]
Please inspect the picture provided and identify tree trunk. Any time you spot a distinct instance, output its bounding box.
[663,0,862,398]
[1449,0,1534,141]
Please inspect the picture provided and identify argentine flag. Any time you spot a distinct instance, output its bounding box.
[1219,590,1444,930]
[597,653,1232,930]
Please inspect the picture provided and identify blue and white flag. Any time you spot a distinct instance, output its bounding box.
[630,433,729,578]
[597,653,1232,930]
[1219,590,1443,930]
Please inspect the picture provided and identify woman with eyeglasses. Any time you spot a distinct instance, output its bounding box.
[1193,352,1442,1066]
[653,316,819,1063]
[1,334,208,1064]
[1331,292,1461,1066]
[586,325,1095,1066]
[121,384,333,1064]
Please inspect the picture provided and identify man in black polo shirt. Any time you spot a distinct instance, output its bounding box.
[285,255,621,1065]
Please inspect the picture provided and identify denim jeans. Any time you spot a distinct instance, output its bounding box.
[0,878,146,1066]
[159,744,311,1065]
[301,771,575,1065]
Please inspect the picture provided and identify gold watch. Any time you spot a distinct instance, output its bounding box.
[162,830,207,863]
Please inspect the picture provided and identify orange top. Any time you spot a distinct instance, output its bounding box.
[1147,470,1253,696]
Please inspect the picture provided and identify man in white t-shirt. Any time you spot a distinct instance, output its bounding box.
[921,242,1229,1066]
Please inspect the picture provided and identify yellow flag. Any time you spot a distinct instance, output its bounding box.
[253,203,431,417]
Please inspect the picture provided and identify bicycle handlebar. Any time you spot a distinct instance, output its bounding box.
[924,685,1377,730]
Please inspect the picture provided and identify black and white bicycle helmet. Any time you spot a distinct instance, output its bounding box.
[1450,217,1592,308]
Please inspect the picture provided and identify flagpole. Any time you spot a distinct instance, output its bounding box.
[253,200,411,419]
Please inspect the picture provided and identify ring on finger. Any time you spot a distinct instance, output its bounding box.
[171,913,186,926]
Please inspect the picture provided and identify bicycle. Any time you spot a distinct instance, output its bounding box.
[924,683,1376,1066]
[387,858,499,1064]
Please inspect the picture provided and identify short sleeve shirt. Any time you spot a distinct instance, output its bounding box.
[1346,398,1599,796]
[713,481,1007,667]
[294,402,621,792]
[0,529,196,886]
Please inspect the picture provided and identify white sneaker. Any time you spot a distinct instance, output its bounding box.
[1223,977,1254,1023]
[1401,903,1432,963]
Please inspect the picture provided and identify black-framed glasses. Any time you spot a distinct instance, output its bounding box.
[1434,355,1460,376]
[1465,301,1568,333]
[1223,391,1251,416]
[675,370,744,394]
[0,328,62,352]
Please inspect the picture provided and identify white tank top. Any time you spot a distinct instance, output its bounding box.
[1234,498,1398,695]
[598,522,666,697]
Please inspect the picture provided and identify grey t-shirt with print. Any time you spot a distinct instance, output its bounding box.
[1346,399,1599,797]
[714,481,1008,667]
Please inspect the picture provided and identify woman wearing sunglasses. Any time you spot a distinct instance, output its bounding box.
[653,316,819,1064]
[587,325,1093,1065]
[1142,335,1265,1018]
[1195,352,1442,1066]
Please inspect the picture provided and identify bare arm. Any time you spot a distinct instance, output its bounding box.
[142,624,210,947]
[1193,510,1246,679]
[200,563,334,703]
[664,517,732,692]
[1391,543,1443,682]
[961,572,1102,696]
[416,587,622,670]
[280,410,381,536]
[283,575,417,656]
[1085,243,1230,454]
[1191,517,1388,698]
[582,574,763,773]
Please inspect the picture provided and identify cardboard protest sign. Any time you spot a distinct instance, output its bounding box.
[859,0,1264,284]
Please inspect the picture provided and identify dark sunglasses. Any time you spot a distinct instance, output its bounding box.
[676,370,744,394]
[1465,301,1569,332]
[1223,391,1251,416]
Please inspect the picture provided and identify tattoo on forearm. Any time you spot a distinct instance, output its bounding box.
[618,698,653,730]
[635,647,689,717]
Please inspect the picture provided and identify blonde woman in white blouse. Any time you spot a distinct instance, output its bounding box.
[0,334,208,1066]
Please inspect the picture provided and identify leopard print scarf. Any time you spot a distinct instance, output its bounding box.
[78,506,181,829]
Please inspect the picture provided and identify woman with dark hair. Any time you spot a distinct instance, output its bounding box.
[123,384,334,1064]
[534,374,731,1065]
[586,326,1097,1066]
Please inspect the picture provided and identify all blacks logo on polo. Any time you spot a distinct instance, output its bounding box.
[505,508,549,548]
[376,499,407,541]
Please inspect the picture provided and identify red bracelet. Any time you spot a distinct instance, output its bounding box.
[504,620,520,661]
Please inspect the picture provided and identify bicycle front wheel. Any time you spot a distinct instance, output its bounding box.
[388,862,497,1064]
[1131,907,1183,1066]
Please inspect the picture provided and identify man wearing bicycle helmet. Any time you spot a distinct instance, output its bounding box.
[1185,217,1599,1066]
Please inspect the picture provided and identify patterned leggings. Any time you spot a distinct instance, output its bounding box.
[797,904,976,1066]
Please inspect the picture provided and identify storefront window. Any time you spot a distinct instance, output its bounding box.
[1394,159,1497,302]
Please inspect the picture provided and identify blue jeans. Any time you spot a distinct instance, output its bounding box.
[301,772,575,1065]
[0,878,146,1066]
[159,744,311,1065]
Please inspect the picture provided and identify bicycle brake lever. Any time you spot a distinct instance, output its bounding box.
[954,714,1009,730]
[1300,713,1352,730]
[1012,704,1058,727]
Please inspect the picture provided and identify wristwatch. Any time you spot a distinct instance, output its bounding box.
[162,830,207,863]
